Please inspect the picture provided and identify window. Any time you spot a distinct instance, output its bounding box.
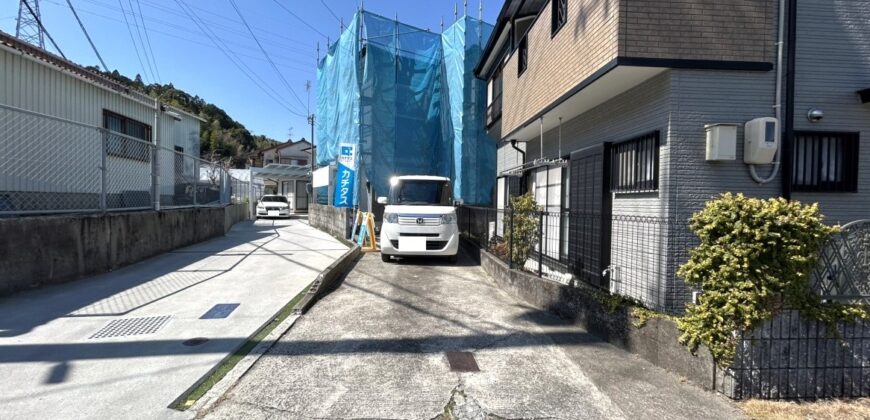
[389,180,451,205]
[517,36,528,76]
[551,0,567,36]
[486,68,503,126]
[791,131,859,192]
[104,110,151,162]
[611,131,660,193]
[174,146,185,177]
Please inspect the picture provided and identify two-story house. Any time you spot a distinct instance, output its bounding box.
[477,0,870,312]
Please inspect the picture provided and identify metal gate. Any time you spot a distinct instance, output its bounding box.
[568,143,612,288]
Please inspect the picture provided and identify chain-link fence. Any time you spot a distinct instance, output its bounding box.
[0,104,240,216]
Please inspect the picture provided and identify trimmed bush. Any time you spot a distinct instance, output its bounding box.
[676,193,845,366]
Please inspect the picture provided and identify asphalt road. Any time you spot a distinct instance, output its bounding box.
[201,249,741,419]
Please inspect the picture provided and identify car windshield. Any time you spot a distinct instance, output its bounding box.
[389,180,451,205]
[261,196,288,202]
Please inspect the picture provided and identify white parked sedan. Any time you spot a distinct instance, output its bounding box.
[256,195,291,218]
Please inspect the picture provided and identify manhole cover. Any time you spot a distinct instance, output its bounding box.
[89,315,172,339]
[445,351,480,372]
[182,337,209,347]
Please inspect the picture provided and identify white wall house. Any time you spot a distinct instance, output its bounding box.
[258,139,311,212]
[0,32,203,213]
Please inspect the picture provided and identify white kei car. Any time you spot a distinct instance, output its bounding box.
[378,175,460,263]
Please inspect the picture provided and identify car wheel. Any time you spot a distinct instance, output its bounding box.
[447,254,458,264]
[381,253,391,263]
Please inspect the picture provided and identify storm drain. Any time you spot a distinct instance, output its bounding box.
[89,315,172,339]
[445,351,480,372]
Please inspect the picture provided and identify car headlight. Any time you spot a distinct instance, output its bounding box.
[441,213,456,224]
[384,212,398,223]
[257,202,264,208]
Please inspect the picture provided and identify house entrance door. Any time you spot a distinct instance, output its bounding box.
[568,143,612,289]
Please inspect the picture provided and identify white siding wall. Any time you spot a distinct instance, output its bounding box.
[0,48,200,202]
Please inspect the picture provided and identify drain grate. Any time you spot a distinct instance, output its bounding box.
[445,351,480,372]
[89,315,172,339]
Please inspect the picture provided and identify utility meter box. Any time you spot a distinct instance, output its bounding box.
[705,123,738,161]
[744,117,779,164]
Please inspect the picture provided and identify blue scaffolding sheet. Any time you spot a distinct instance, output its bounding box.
[316,12,495,205]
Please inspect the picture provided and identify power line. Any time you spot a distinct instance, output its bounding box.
[64,0,109,71]
[173,0,307,118]
[126,0,156,82]
[20,0,66,58]
[228,0,307,111]
[66,0,317,58]
[40,0,318,74]
[84,0,313,50]
[116,0,149,82]
[319,0,341,23]
[41,0,316,69]
[133,0,161,82]
[271,0,328,39]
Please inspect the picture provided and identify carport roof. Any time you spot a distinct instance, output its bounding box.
[250,164,310,180]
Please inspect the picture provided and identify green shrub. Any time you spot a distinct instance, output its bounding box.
[505,193,539,268]
[676,193,849,366]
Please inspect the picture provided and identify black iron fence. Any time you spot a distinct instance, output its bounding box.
[723,309,870,400]
[457,205,696,314]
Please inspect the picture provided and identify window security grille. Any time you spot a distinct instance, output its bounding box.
[611,131,660,193]
[792,131,859,193]
[551,0,567,36]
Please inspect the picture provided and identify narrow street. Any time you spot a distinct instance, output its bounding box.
[0,218,348,419]
[202,250,740,420]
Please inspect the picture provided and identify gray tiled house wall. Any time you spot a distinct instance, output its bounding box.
[525,72,676,310]
[665,69,779,311]
[790,0,870,224]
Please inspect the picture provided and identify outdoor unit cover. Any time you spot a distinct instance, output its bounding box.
[744,117,779,164]
[705,124,738,161]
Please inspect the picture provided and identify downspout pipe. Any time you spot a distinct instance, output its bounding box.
[781,0,797,200]
[510,139,526,195]
[510,139,526,164]
[749,0,786,184]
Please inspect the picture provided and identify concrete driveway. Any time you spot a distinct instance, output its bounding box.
[0,217,347,420]
[202,250,741,419]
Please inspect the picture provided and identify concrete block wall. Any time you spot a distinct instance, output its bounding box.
[0,204,248,296]
[308,203,353,240]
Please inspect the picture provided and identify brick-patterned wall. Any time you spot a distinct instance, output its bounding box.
[621,0,775,62]
[502,0,620,135]
[499,0,775,137]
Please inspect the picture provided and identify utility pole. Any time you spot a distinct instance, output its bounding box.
[16,0,45,48]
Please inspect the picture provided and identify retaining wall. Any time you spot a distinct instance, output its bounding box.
[469,243,728,393]
[309,203,353,240]
[0,204,248,296]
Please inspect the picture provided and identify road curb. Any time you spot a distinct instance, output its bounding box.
[186,242,361,417]
[189,314,301,416]
[293,243,362,315]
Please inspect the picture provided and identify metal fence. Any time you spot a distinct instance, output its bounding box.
[723,309,870,400]
[457,205,696,314]
[0,104,244,215]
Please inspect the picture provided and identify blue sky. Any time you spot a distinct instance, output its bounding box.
[1,0,500,142]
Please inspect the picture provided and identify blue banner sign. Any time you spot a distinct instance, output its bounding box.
[334,143,356,208]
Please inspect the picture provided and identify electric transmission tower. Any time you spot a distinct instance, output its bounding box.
[16,0,45,48]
